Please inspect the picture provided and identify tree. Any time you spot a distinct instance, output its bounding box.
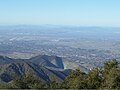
[48,81,60,89]
[86,68,102,89]
[103,59,119,76]
[101,60,120,89]
[104,68,120,89]
[62,69,87,89]
[11,75,43,89]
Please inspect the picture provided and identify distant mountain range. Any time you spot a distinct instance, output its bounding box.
[0,55,83,83]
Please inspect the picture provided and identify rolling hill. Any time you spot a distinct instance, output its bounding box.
[0,55,72,83]
[0,54,89,83]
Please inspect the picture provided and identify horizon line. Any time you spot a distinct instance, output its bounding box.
[0,24,120,28]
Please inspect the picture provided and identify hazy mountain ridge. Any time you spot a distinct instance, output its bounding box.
[29,55,64,69]
[0,55,76,83]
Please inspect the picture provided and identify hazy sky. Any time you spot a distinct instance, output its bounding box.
[0,0,120,27]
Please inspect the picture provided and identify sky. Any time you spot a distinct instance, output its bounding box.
[0,0,120,27]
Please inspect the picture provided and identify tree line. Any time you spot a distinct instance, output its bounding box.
[0,60,120,89]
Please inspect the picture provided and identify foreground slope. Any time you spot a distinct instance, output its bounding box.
[0,55,72,83]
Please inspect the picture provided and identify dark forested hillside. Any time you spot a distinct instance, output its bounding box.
[0,55,72,83]
[0,55,120,89]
